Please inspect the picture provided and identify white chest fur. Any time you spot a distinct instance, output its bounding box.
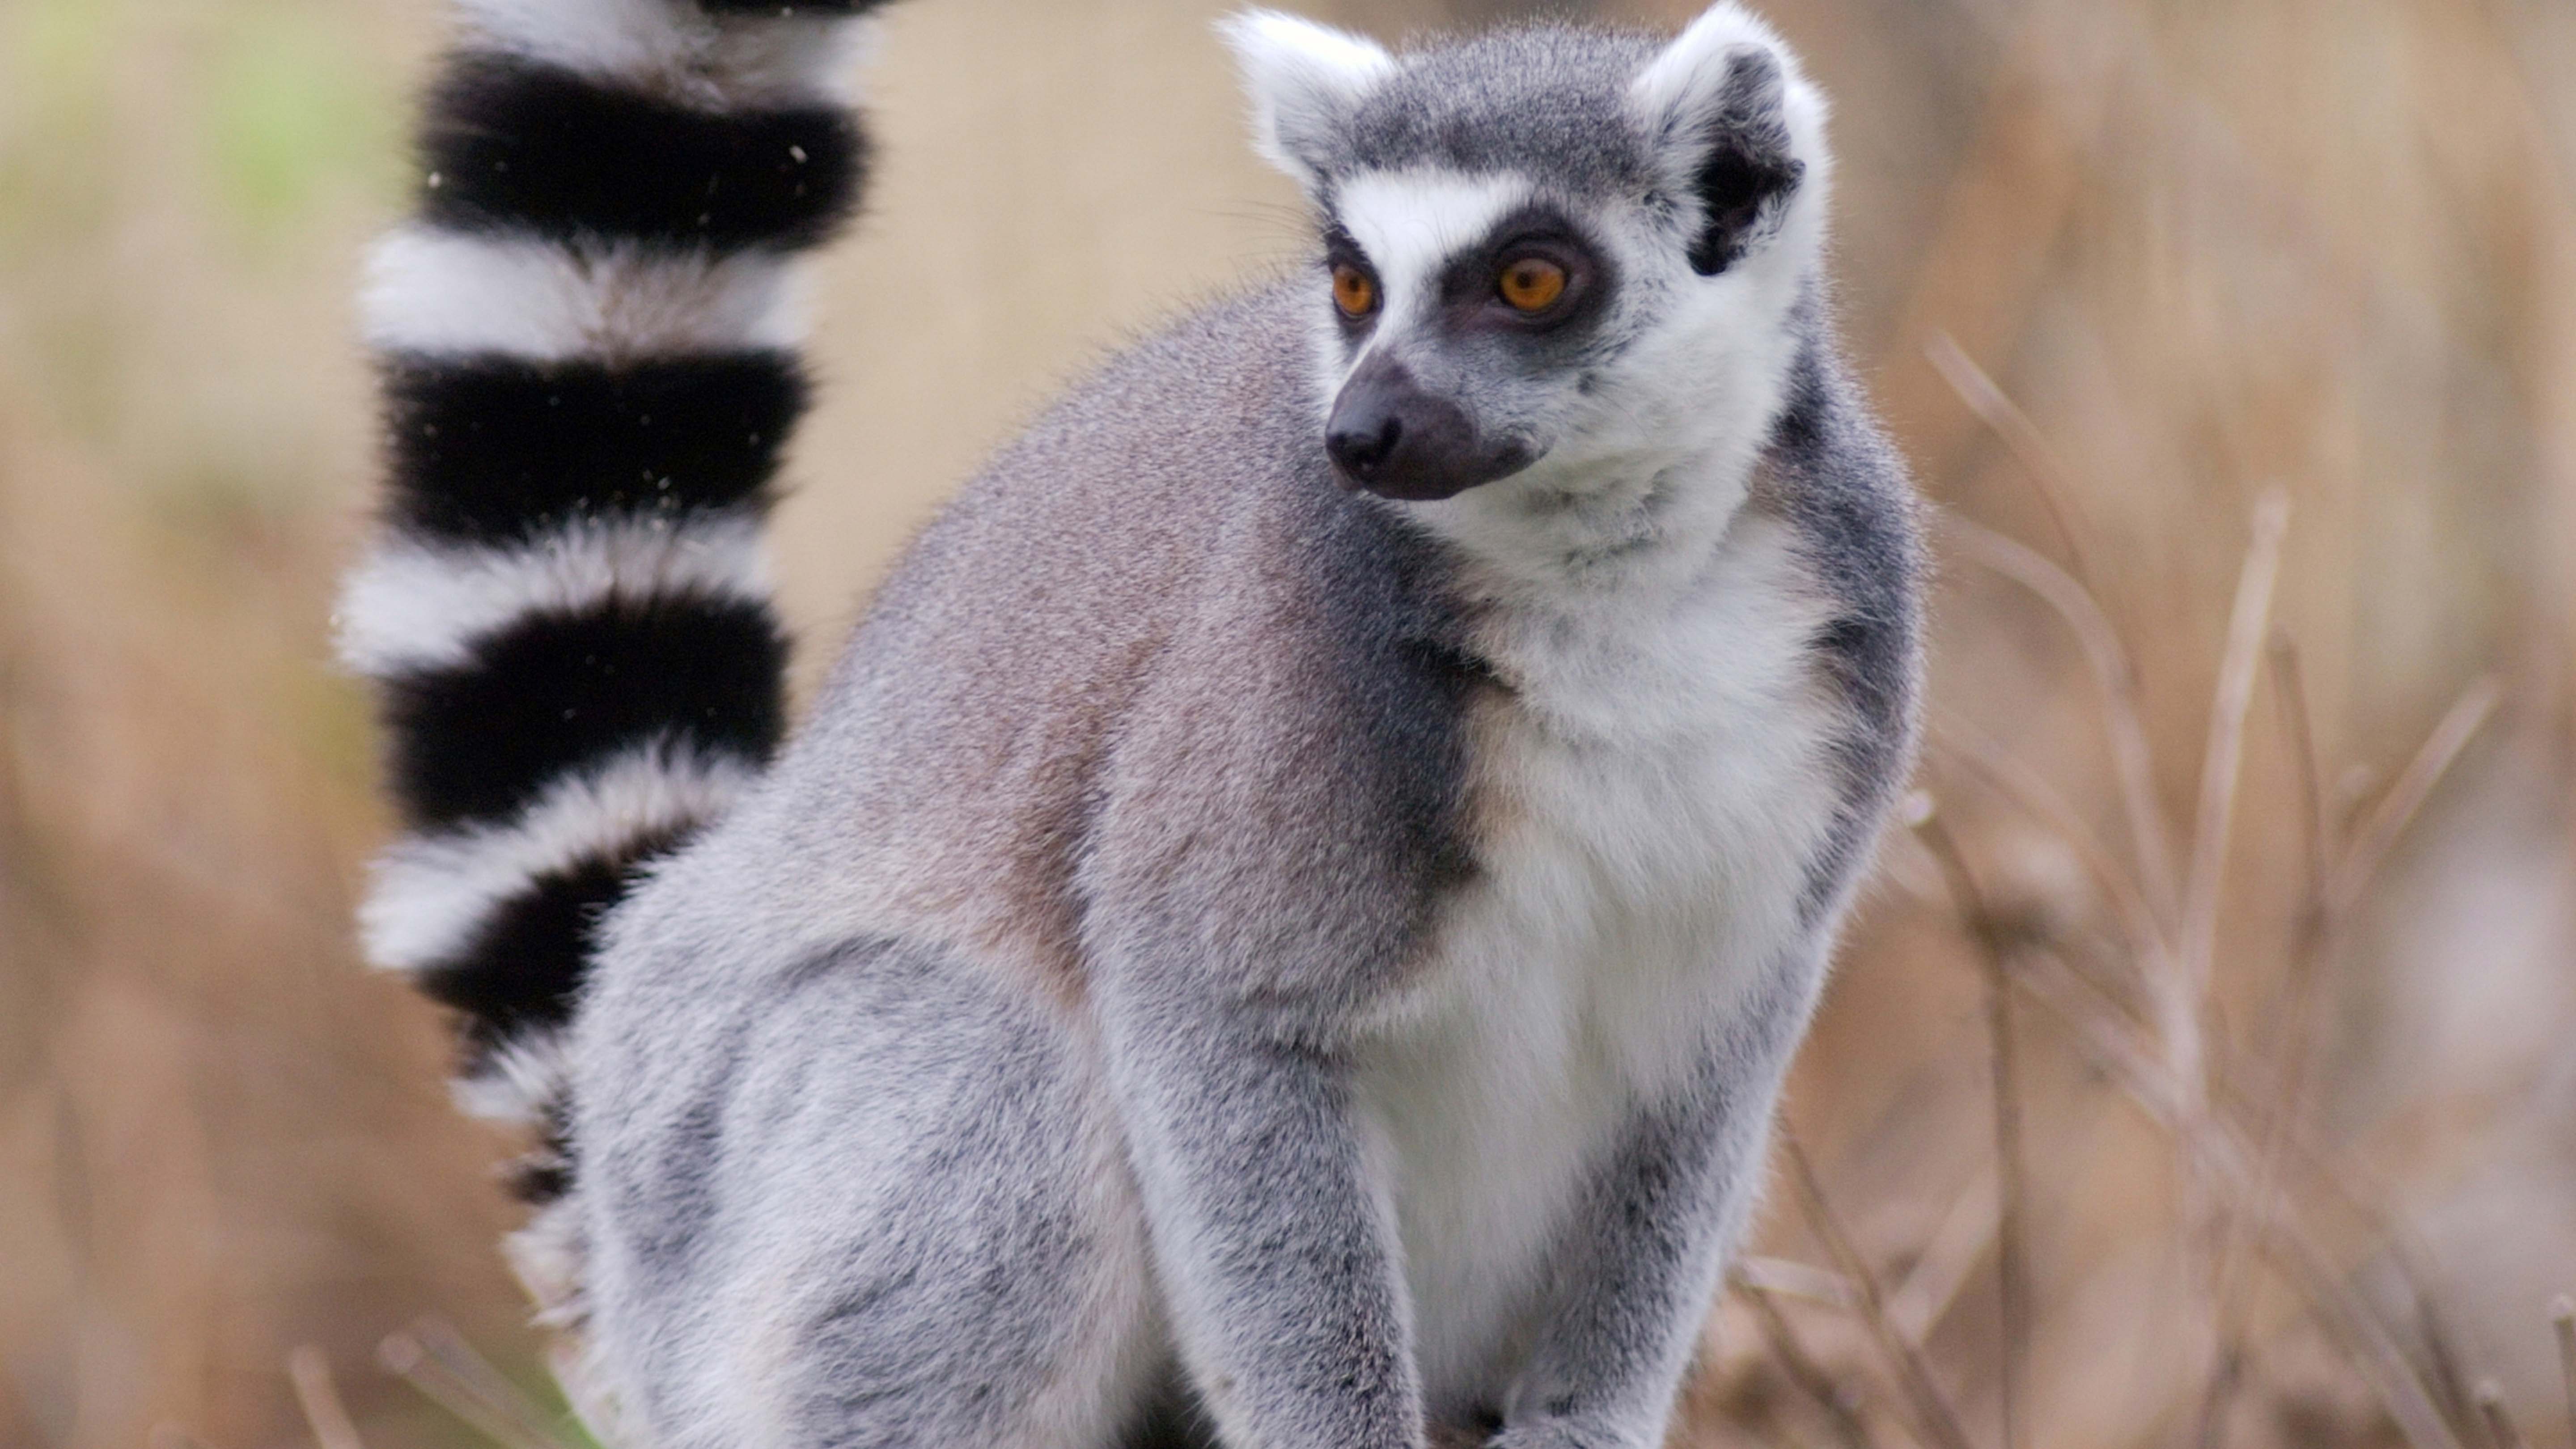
[1355,505,1844,1401]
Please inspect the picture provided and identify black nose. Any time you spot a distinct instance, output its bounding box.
[1326,411,1404,479]
[1324,357,1508,502]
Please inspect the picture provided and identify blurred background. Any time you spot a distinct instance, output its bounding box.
[4,0,2573,1447]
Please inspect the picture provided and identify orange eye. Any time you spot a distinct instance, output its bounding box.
[1331,264,1377,318]
[1498,257,1567,312]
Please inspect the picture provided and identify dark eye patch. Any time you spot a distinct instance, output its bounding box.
[1432,203,1614,337]
[1320,220,1381,339]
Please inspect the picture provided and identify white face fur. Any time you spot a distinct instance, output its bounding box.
[1222,4,1835,597]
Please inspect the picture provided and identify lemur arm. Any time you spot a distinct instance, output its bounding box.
[1498,948,1830,1449]
[1097,968,1424,1449]
[1080,747,1437,1449]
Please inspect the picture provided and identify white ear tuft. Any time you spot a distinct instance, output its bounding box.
[1630,4,1821,146]
[1217,9,1394,192]
[1629,3,1830,274]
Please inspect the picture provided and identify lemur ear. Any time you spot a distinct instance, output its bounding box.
[1630,4,1826,275]
[1218,10,1394,194]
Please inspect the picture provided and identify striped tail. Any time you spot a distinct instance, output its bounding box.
[342,0,884,1165]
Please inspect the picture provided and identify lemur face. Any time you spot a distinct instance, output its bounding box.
[1315,176,1620,500]
[1225,4,1828,506]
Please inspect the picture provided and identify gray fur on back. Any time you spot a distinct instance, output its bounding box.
[589,283,1479,1023]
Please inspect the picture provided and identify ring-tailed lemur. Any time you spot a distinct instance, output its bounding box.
[341,2,1923,1447]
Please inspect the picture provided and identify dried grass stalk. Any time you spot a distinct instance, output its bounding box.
[2195,633,2335,1449]
[1925,331,2101,593]
[286,1346,368,1449]
[2474,1381,2527,1449]
[2000,939,2467,1449]
[1887,1166,2003,1343]
[2327,677,2502,918]
[381,1322,576,1449]
[1935,714,2166,969]
[2178,487,2291,1004]
[1914,808,2028,1449]
[1736,1275,1882,1449]
[1738,1255,1862,1310]
[2553,1296,2576,1445]
[1944,515,2183,932]
[1778,1131,1979,1449]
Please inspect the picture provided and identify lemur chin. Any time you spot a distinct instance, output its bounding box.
[340,4,1924,1447]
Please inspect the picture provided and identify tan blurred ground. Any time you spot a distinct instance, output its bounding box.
[4,2,2573,1448]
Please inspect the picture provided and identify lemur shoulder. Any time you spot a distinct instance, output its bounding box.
[340,3,1924,1447]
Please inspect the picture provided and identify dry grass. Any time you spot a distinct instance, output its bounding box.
[4,1,2573,1448]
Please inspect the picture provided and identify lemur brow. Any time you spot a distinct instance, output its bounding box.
[1431,203,1597,282]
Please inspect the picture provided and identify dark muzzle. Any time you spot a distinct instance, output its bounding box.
[1325,356,1533,501]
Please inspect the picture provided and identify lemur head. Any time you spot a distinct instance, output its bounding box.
[1224,5,1827,514]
